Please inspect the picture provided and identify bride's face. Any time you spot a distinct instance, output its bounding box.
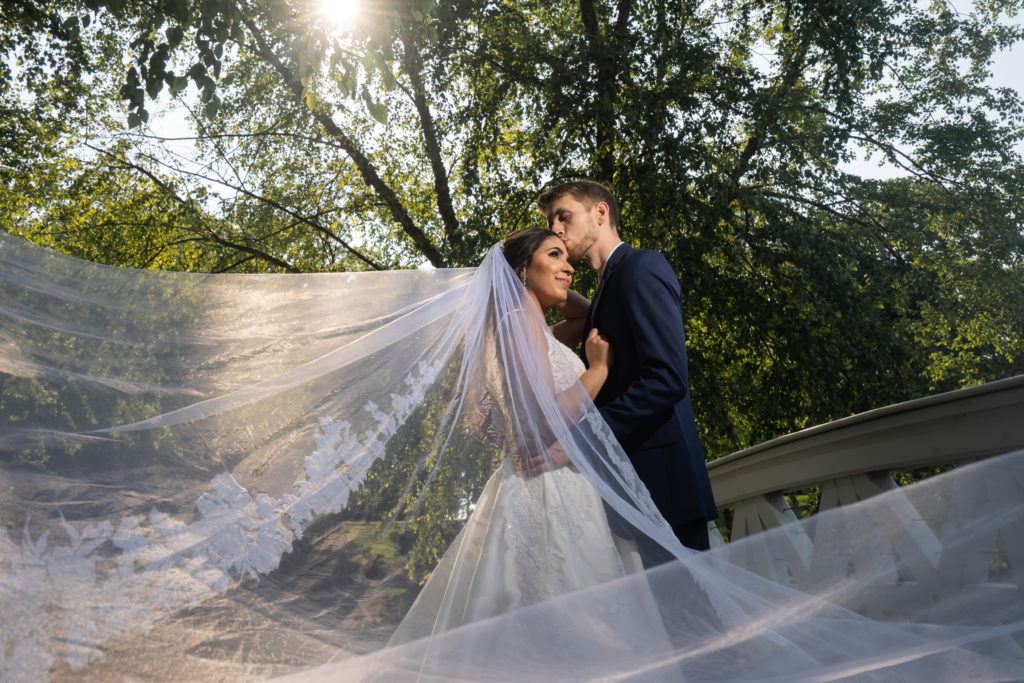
[525,236,574,310]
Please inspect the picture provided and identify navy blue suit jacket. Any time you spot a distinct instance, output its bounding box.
[584,244,717,528]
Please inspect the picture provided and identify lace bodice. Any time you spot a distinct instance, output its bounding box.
[547,335,586,391]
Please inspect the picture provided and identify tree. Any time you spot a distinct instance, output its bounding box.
[2,0,1023,458]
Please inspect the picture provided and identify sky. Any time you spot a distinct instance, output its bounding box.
[843,5,1024,179]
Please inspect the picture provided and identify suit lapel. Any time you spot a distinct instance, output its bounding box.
[586,243,631,332]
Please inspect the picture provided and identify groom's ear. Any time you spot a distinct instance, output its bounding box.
[594,201,609,225]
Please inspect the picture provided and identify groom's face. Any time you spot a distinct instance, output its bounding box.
[547,194,600,262]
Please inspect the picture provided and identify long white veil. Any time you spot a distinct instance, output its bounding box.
[2,233,1023,681]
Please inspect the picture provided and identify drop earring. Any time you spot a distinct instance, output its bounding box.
[520,270,528,288]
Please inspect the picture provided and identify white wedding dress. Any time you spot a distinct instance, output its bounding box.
[388,335,646,644]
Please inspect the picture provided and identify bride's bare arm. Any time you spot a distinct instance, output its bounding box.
[550,290,590,348]
[546,291,613,401]
[526,329,613,475]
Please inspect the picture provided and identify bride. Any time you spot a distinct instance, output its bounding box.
[388,228,651,644]
[0,228,686,679]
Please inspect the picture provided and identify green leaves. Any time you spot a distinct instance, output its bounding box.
[120,65,144,114]
[166,24,184,48]
[361,87,387,124]
[5,0,1024,464]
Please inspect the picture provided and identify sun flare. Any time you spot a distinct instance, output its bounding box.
[320,0,360,27]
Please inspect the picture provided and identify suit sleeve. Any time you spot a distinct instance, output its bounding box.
[598,251,690,446]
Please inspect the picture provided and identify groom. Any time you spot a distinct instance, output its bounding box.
[538,180,717,552]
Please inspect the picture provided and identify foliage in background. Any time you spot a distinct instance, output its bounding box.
[2,0,1024,465]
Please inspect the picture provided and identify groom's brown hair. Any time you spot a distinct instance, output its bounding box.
[537,180,620,229]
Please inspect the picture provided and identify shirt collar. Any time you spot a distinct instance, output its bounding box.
[599,242,626,279]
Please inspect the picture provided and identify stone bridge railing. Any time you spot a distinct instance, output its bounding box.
[704,375,1024,608]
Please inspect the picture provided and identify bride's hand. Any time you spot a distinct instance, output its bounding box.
[525,442,572,476]
[585,328,613,370]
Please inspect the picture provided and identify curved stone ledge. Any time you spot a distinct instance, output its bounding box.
[704,376,1024,613]
[707,374,1024,509]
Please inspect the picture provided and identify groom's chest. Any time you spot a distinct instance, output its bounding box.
[586,273,624,331]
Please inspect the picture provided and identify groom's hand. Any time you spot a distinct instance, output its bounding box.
[525,442,572,476]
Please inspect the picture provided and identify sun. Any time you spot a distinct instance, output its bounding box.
[320,0,360,27]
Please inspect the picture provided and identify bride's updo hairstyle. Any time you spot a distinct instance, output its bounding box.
[502,228,559,278]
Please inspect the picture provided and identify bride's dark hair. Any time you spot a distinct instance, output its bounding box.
[502,228,559,274]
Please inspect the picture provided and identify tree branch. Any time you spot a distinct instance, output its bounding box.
[398,19,462,251]
[614,0,633,37]
[844,132,955,192]
[579,0,624,182]
[87,144,302,272]
[758,188,908,266]
[704,12,816,238]
[579,0,599,38]
[240,12,447,267]
[126,146,386,270]
[215,254,258,272]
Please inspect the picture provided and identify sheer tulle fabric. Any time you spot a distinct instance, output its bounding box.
[1,233,1022,681]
